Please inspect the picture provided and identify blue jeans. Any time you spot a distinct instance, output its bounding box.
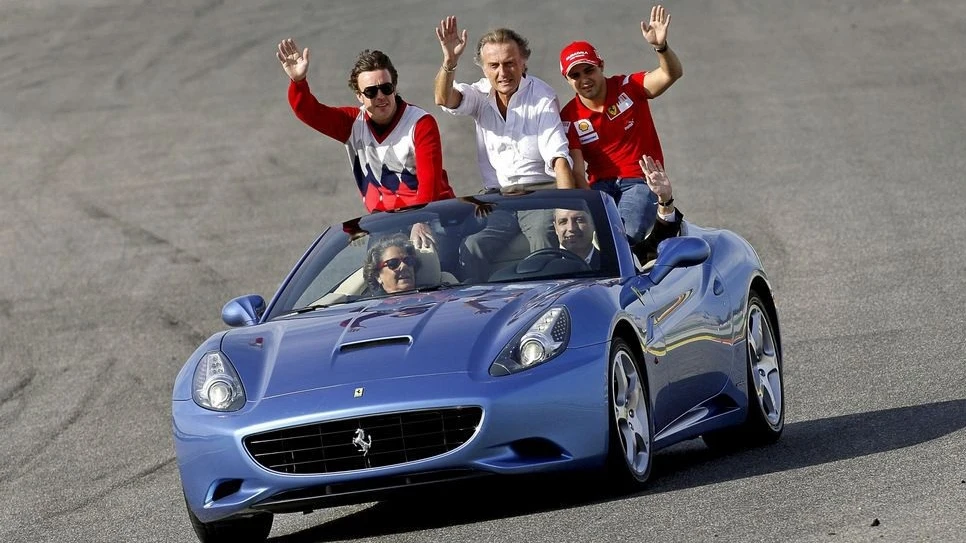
[591,177,658,244]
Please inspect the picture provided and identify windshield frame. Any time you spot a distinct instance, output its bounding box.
[261,189,630,322]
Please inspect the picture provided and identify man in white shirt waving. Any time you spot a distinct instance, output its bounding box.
[434,16,581,281]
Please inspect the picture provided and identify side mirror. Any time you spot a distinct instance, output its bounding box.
[647,236,711,284]
[222,294,266,327]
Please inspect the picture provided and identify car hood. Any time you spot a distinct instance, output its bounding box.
[221,283,571,399]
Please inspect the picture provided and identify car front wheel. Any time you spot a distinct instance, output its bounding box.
[605,337,654,489]
[185,494,273,543]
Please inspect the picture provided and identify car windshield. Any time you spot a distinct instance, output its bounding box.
[266,190,621,319]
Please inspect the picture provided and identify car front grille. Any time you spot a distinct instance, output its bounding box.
[244,407,483,474]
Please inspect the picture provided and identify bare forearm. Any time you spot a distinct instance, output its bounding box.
[656,45,682,80]
[434,65,461,108]
[553,157,577,189]
[570,149,590,189]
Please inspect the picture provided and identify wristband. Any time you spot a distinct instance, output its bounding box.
[658,197,674,207]
[441,64,457,72]
[654,42,668,53]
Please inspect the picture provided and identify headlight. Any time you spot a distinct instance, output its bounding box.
[490,307,571,376]
[192,351,246,411]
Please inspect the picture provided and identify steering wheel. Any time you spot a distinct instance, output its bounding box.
[517,248,591,273]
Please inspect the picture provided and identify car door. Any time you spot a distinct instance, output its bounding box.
[643,257,732,427]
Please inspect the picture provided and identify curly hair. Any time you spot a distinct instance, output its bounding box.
[363,233,418,293]
[475,28,531,74]
[348,49,399,94]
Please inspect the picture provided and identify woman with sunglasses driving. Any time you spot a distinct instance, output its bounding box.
[277,40,455,213]
[363,234,421,294]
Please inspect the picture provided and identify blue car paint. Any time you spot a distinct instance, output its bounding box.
[172,189,781,524]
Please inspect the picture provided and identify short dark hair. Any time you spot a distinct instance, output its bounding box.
[348,49,399,94]
[363,233,418,292]
[475,28,531,72]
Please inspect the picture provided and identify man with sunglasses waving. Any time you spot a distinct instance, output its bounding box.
[277,39,455,214]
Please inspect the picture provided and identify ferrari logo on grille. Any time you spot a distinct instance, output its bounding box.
[352,428,372,456]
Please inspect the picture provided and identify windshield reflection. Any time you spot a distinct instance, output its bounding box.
[266,191,620,320]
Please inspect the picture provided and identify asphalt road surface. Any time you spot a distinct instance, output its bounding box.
[2,0,964,541]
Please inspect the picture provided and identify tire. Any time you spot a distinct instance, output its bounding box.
[703,289,784,449]
[185,494,273,543]
[605,338,654,490]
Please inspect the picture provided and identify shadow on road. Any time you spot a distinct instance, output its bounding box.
[271,399,966,542]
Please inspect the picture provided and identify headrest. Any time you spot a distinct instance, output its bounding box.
[415,246,442,287]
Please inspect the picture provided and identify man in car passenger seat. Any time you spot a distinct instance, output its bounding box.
[559,4,683,250]
[433,18,581,282]
[276,39,455,214]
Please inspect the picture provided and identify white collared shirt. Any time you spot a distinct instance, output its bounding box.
[442,75,573,190]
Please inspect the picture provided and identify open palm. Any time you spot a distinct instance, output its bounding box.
[276,38,309,82]
[641,5,671,47]
[435,16,468,65]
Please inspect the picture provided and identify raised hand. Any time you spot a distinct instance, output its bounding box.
[410,222,437,250]
[639,154,673,204]
[435,16,468,68]
[641,5,671,48]
[457,196,494,218]
[276,38,310,82]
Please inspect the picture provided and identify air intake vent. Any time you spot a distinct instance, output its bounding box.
[339,335,412,353]
[244,407,483,474]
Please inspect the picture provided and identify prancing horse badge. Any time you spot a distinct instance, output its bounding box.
[353,387,364,398]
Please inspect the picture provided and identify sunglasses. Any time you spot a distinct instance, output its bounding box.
[377,255,416,271]
[361,82,395,99]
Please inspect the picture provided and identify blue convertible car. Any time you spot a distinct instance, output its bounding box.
[172,189,784,542]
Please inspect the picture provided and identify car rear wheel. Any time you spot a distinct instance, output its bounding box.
[744,291,784,442]
[703,289,784,448]
[605,338,654,489]
[185,494,273,543]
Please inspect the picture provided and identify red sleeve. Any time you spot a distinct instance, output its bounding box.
[627,72,650,101]
[288,79,357,142]
[412,115,453,203]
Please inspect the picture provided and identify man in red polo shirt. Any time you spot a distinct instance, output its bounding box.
[559,5,682,246]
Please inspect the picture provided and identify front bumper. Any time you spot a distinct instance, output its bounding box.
[174,343,609,523]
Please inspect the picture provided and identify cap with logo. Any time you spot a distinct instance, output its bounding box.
[559,41,604,77]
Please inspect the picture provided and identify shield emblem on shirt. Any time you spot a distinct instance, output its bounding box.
[574,119,599,144]
[607,93,634,120]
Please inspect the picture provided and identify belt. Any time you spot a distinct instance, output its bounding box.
[594,177,644,185]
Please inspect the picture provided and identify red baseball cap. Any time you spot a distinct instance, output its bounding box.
[559,41,603,76]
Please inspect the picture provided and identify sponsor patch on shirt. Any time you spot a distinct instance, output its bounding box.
[574,119,599,144]
[607,92,634,120]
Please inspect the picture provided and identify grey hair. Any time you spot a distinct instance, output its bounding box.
[474,28,531,73]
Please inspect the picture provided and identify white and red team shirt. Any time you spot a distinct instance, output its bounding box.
[288,79,454,212]
[561,72,663,184]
